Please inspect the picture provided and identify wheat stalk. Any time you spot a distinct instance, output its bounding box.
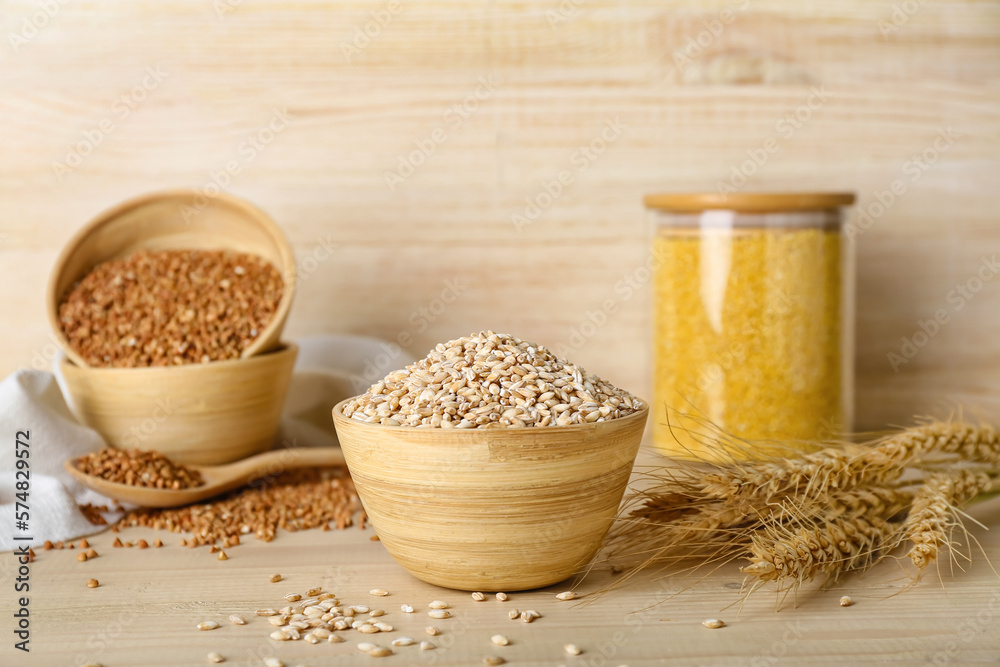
[694,421,1000,508]
[904,470,997,569]
[601,419,1000,603]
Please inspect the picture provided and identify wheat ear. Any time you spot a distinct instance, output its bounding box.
[904,470,997,569]
[742,515,898,585]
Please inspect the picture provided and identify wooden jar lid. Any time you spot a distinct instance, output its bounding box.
[644,192,856,213]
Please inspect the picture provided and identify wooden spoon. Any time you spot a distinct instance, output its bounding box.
[64,447,346,508]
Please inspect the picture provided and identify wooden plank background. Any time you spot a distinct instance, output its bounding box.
[1,0,998,430]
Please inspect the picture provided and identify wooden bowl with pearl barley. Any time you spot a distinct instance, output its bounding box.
[332,399,648,591]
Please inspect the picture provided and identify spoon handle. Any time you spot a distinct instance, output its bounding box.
[209,446,346,482]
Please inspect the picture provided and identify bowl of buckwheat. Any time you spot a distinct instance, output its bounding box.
[48,190,298,464]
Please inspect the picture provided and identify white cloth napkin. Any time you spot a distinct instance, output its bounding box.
[1,334,414,551]
[0,370,113,551]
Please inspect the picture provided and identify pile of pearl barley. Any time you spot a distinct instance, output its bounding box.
[343,331,642,428]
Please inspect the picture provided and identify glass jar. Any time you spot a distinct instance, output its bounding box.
[645,192,856,461]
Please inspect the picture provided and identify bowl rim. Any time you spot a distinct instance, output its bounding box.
[57,341,299,375]
[46,188,296,368]
[332,395,649,434]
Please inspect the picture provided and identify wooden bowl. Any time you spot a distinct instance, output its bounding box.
[57,343,298,465]
[47,189,296,368]
[332,400,648,591]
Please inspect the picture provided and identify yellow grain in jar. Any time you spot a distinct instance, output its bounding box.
[645,193,856,461]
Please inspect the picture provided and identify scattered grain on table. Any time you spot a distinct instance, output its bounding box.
[115,467,364,546]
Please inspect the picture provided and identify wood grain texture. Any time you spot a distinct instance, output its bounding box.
[58,343,298,464]
[4,454,1000,665]
[1,0,999,432]
[333,400,647,591]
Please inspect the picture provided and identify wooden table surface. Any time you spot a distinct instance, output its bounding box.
[6,457,1000,667]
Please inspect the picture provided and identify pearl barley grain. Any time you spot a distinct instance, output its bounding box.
[343,331,642,429]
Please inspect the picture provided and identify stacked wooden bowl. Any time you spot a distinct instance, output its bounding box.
[48,190,298,465]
